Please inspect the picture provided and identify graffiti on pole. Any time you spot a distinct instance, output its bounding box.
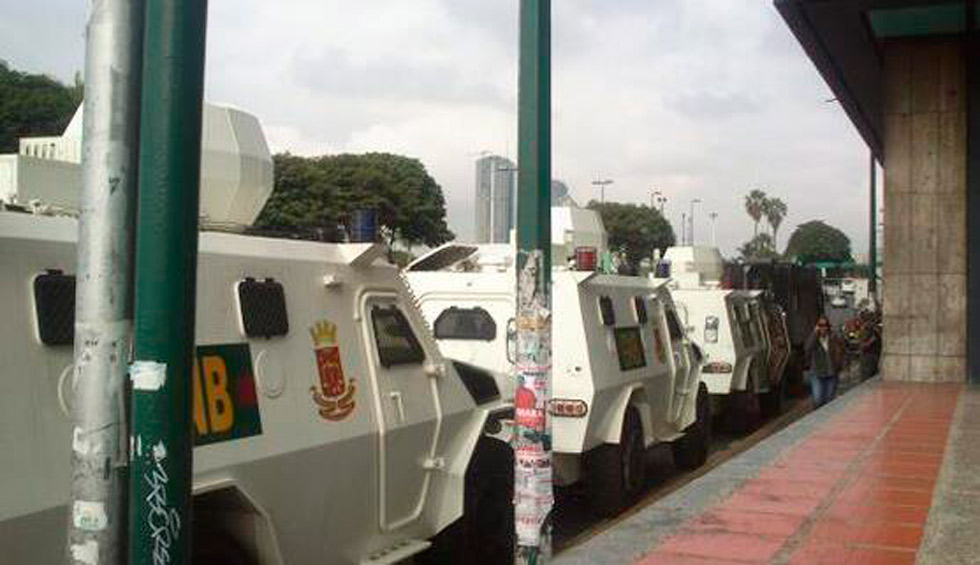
[514,251,553,562]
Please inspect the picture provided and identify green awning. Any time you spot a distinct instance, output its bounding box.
[870,3,977,39]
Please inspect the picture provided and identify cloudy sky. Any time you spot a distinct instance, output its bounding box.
[1,0,876,257]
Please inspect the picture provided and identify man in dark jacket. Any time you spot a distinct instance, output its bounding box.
[805,316,846,408]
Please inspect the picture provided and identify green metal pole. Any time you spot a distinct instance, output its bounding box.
[514,1,553,563]
[129,2,208,564]
[869,151,878,302]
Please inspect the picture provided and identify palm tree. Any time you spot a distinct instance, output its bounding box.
[744,189,767,237]
[765,197,788,250]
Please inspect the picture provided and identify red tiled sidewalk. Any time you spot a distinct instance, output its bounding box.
[637,383,962,565]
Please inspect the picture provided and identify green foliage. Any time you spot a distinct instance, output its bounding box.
[0,61,82,153]
[586,200,675,274]
[744,189,767,237]
[765,197,788,248]
[738,233,779,261]
[784,220,853,265]
[743,189,790,250]
[256,152,454,248]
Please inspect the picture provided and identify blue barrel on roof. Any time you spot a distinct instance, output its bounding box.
[350,209,378,243]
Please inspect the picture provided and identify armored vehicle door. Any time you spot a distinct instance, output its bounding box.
[664,305,693,423]
[362,293,440,530]
[665,307,691,384]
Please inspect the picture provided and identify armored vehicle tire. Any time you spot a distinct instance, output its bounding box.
[672,383,712,471]
[421,437,515,565]
[587,406,645,517]
[193,529,255,565]
[760,377,786,418]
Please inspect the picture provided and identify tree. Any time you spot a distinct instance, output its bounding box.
[587,200,675,274]
[738,233,779,261]
[784,220,853,265]
[0,61,82,153]
[765,197,788,250]
[744,189,767,237]
[256,152,454,248]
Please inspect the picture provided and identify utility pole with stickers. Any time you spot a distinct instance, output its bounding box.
[514,0,554,563]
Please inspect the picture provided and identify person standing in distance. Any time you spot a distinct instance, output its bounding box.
[805,316,846,408]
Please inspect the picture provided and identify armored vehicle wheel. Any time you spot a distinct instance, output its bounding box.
[193,530,255,565]
[672,383,712,470]
[421,437,514,565]
[587,406,645,517]
[760,376,786,418]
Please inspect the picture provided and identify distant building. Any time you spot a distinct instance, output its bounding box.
[474,155,516,243]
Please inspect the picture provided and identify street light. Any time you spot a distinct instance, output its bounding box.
[592,178,614,205]
[709,212,719,247]
[689,198,703,245]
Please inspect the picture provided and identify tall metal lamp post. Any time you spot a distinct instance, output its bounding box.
[709,212,719,247]
[69,1,144,562]
[592,178,613,205]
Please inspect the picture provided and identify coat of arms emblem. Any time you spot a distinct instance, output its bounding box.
[309,320,356,421]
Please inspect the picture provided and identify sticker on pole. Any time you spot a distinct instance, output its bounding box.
[131,361,167,391]
[72,500,108,532]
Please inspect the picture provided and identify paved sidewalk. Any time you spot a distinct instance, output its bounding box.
[556,380,975,565]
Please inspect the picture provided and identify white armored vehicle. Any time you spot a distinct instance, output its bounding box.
[0,105,511,565]
[658,247,790,428]
[406,219,710,516]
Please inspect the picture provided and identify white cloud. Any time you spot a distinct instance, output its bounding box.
[0,0,874,256]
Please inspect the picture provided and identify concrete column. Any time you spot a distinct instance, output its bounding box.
[881,39,967,382]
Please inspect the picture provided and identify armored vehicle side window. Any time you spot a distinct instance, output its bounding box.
[614,327,647,371]
[666,308,684,341]
[33,271,75,346]
[238,278,289,338]
[372,306,426,368]
[433,307,496,341]
[634,297,648,324]
[599,296,616,326]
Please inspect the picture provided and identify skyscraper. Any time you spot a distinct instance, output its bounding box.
[474,155,516,243]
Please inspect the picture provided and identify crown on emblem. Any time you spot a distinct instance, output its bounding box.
[309,320,338,347]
